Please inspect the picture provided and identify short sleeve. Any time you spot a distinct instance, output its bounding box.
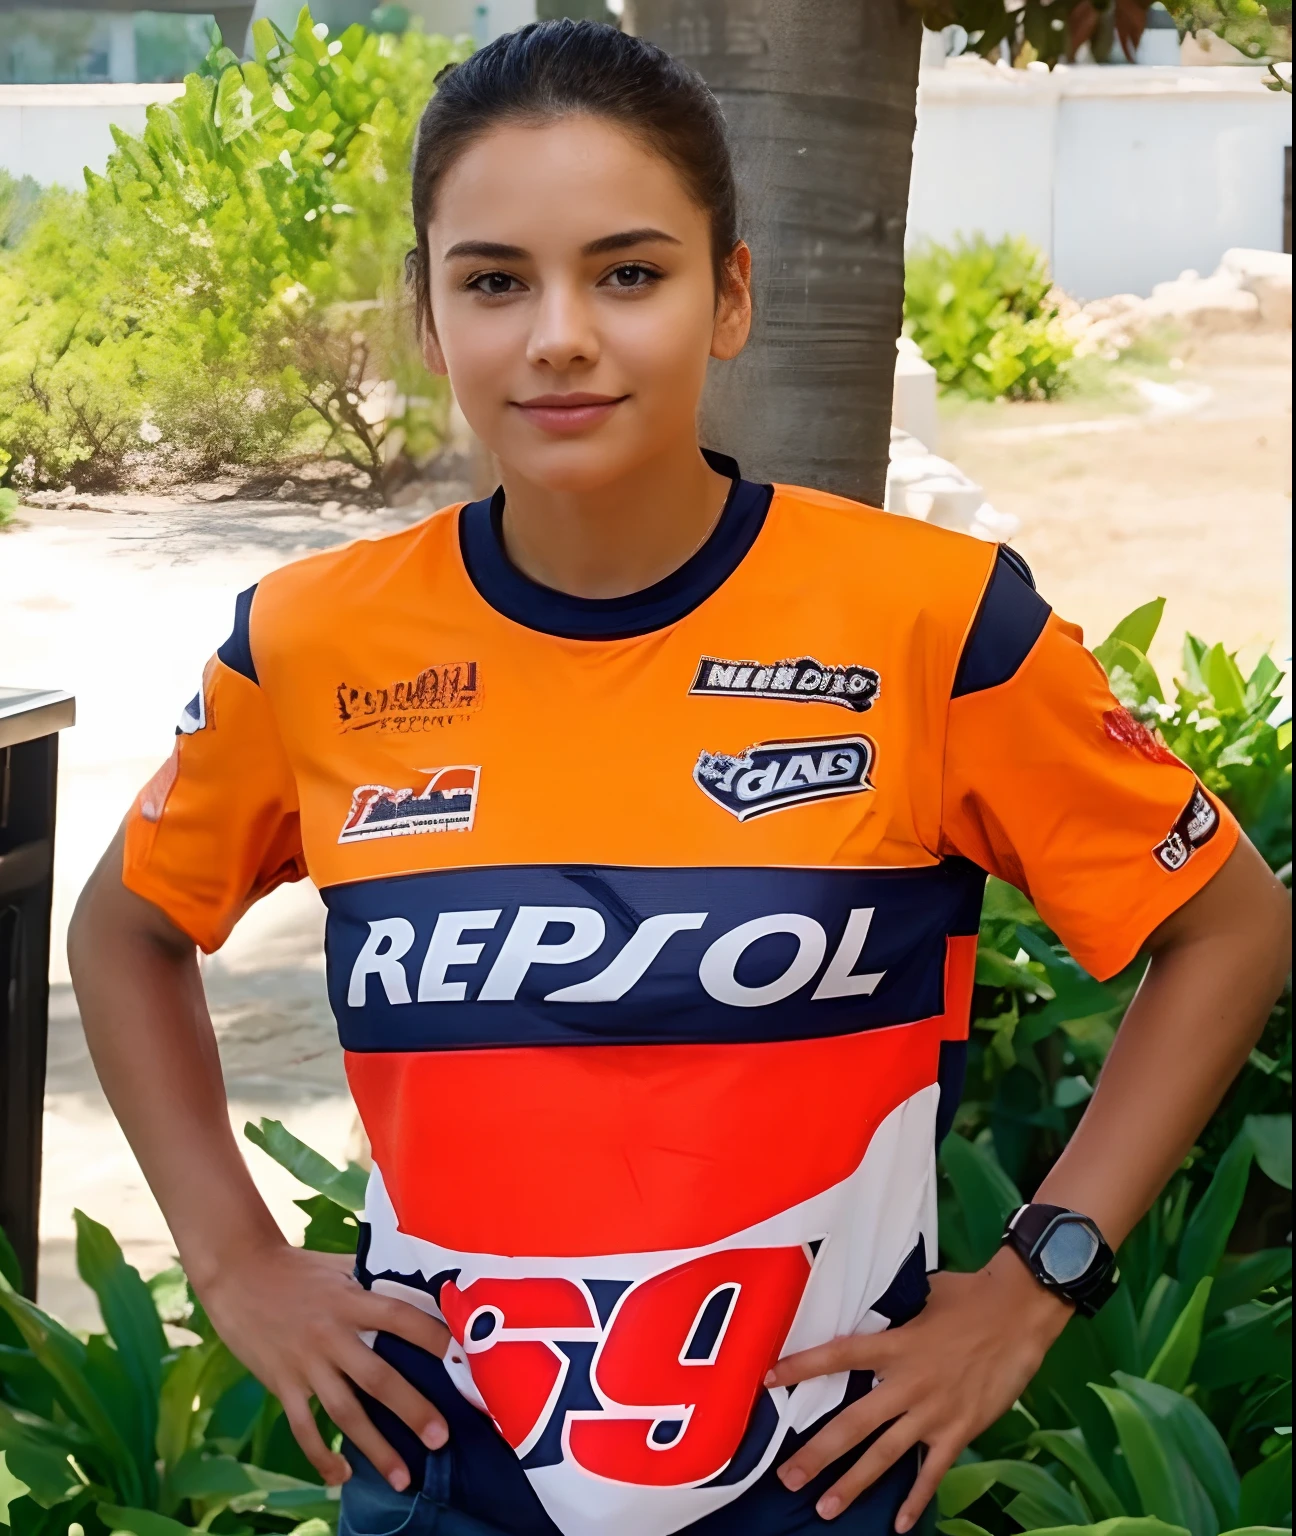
[940,553,1239,980]
[122,586,306,952]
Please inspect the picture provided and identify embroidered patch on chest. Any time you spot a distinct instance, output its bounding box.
[689,656,880,712]
[339,766,481,842]
[693,736,875,821]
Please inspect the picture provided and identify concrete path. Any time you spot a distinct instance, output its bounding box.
[2,493,457,1329]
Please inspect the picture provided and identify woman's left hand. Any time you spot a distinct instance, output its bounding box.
[766,1250,1073,1527]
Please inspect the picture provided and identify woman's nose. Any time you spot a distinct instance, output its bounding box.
[525,284,600,373]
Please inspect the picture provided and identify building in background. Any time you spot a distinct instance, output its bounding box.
[1,1,1287,295]
[0,0,554,84]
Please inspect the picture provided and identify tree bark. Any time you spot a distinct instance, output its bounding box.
[626,0,922,506]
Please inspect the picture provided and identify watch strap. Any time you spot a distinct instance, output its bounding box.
[1002,1203,1119,1318]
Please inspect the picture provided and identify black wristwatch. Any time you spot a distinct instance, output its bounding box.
[1001,1204,1119,1317]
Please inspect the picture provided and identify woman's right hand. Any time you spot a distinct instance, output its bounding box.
[198,1242,453,1490]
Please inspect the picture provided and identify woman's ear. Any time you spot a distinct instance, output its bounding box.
[422,321,448,377]
[710,241,752,362]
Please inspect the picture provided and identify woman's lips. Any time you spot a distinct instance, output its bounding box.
[512,393,628,434]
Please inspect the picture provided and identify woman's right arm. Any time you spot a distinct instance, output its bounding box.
[68,827,451,1492]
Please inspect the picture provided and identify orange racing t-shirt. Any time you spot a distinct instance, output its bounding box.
[123,455,1237,1536]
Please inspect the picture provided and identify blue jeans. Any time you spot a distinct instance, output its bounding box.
[339,1442,508,1536]
[338,1427,926,1536]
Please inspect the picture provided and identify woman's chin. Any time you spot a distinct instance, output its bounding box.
[497,437,650,496]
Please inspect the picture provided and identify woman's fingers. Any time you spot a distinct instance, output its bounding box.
[765,1329,892,1389]
[312,1365,410,1492]
[776,1384,898,1491]
[895,1436,963,1534]
[337,1334,448,1450]
[279,1382,351,1486]
[359,1290,453,1360]
[814,1415,924,1521]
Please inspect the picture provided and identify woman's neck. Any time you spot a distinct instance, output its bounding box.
[496,440,732,600]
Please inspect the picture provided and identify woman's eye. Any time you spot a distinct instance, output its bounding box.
[605,264,658,290]
[469,272,521,296]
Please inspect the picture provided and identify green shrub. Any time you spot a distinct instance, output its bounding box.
[944,601,1291,1535]
[0,9,469,496]
[959,602,1291,1205]
[0,1120,364,1535]
[904,235,1075,402]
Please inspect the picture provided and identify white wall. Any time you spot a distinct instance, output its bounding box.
[1052,86,1288,295]
[2,62,1290,297]
[909,61,1292,299]
[0,84,183,191]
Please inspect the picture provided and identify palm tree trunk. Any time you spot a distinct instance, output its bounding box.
[626,0,922,506]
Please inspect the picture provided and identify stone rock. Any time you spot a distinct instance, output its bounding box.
[1063,248,1289,349]
[389,482,436,509]
[892,337,940,453]
[1217,248,1292,329]
[274,478,296,500]
[884,428,1020,541]
[1145,274,1260,331]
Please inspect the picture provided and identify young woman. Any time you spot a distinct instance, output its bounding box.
[70,20,1289,1536]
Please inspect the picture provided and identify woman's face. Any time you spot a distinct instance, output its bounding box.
[424,115,751,493]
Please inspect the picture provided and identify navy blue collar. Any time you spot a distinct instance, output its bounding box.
[457,450,774,641]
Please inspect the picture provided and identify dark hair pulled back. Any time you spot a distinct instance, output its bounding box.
[406,19,739,334]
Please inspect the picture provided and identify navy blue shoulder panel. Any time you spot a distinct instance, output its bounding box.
[216,584,259,685]
[951,548,1051,698]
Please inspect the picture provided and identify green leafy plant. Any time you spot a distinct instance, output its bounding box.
[956,601,1291,1207]
[1169,0,1292,62]
[940,602,1291,1535]
[903,236,1075,403]
[0,1125,360,1536]
[0,9,468,496]
[908,0,1289,68]
[937,1122,1292,1535]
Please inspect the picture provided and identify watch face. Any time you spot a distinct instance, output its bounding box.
[1039,1219,1100,1285]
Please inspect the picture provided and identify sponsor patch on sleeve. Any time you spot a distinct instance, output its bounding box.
[1103,707,1178,766]
[1152,783,1219,872]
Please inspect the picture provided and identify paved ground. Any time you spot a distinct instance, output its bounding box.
[941,330,1292,685]
[3,493,463,1328]
[3,329,1290,1330]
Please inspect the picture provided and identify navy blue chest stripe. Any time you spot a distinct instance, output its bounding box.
[952,548,1051,698]
[322,861,986,1053]
[458,450,774,642]
[216,584,259,685]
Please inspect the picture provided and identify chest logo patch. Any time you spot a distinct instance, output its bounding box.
[340,765,480,843]
[694,736,874,821]
[337,662,482,735]
[689,656,879,713]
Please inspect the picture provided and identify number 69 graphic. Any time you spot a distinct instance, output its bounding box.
[441,1246,813,1487]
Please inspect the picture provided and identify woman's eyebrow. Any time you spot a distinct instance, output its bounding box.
[443,239,529,261]
[582,227,681,256]
[441,228,682,262]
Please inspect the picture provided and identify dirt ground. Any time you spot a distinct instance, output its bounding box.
[939,330,1292,686]
[3,329,1290,1331]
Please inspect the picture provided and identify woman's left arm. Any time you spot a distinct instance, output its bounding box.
[768,835,1292,1525]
